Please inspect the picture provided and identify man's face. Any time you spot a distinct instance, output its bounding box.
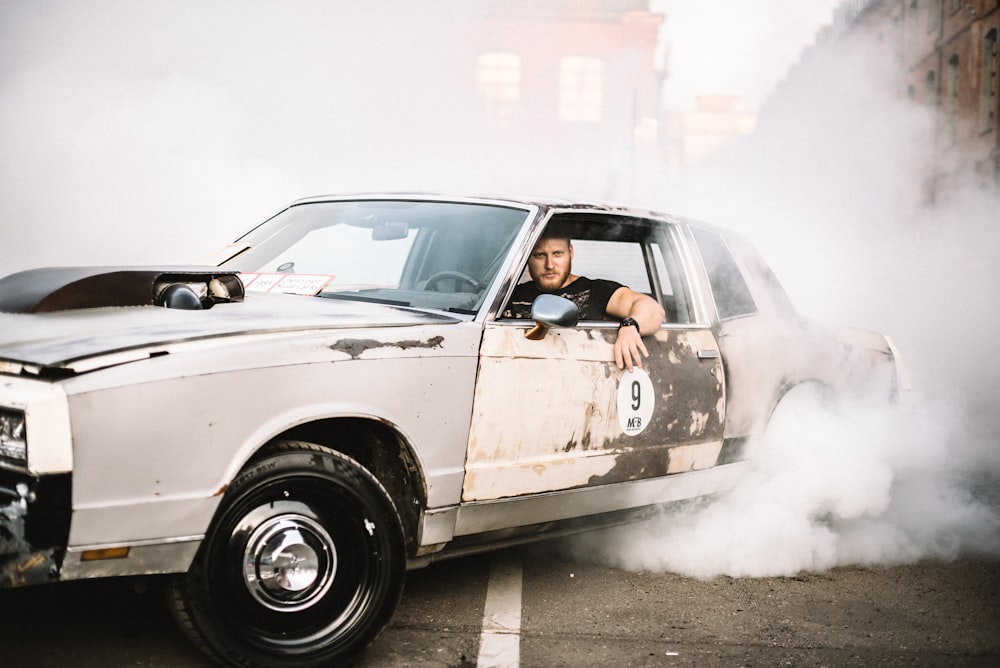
[527,237,573,291]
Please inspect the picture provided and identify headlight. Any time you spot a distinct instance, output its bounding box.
[0,408,27,467]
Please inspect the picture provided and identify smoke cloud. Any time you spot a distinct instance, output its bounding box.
[654,0,842,112]
[2,2,997,576]
[0,1,540,272]
[562,30,1000,577]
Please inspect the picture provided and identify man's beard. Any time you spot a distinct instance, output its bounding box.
[534,270,569,292]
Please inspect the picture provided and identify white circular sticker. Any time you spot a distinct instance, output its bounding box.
[617,368,655,436]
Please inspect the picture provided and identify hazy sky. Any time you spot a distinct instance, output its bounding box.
[654,0,841,112]
[0,0,841,274]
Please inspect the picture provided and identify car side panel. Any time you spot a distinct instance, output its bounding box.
[463,323,725,502]
[63,324,482,552]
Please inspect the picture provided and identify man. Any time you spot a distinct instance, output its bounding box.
[503,231,665,371]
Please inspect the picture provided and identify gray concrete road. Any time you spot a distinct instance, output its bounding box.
[1,550,997,667]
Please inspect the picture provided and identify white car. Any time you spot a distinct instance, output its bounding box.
[0,194,908,666]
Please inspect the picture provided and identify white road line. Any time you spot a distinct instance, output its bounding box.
[476,552,523,668]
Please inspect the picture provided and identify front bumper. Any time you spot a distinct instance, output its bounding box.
[0,470,71,587]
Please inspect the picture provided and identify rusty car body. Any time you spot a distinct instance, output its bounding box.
[0,194,909,666]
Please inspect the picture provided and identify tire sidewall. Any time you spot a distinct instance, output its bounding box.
[177,446,405,668]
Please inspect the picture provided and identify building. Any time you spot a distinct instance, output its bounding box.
[465,1,665,198]
[905,0,999,199]
[774,0,999,202]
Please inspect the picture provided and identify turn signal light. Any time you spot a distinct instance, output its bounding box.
[80,547,130,561]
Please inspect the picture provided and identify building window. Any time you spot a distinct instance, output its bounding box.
[926,69,938,108]
[558,56,605,123]
[946,54,960,146]
[981,29,998,133]
[476,52,521,118]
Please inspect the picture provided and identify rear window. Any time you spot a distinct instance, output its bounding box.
[691,228,757,320]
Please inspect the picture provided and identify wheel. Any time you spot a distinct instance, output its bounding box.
[169,442,406,667]
[423,270,480,292]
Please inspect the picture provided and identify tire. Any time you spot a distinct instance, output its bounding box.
[168,441,406,667]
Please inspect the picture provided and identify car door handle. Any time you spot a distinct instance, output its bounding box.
[697,349,719,360]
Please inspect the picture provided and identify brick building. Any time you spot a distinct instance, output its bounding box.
[464,1,664,198]
[784,0,999,202]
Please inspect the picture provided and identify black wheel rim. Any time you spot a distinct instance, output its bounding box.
[204,471,395,658]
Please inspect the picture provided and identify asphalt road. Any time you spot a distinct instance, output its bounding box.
[1,548,997,667]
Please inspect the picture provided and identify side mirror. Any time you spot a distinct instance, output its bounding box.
[525,294,579,340]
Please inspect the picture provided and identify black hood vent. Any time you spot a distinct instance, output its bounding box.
[0,267,245,314]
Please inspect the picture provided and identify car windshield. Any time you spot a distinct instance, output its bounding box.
[220,199,529,314]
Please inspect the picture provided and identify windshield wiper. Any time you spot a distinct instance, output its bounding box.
[321,293,411,307]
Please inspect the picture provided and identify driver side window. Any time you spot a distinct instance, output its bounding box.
[569,240,651,295]
[503,220,692,325]
[570,238,690,324]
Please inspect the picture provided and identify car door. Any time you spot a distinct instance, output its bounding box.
[463,214,726,502]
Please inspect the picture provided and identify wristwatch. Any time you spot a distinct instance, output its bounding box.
[619,317,640,333]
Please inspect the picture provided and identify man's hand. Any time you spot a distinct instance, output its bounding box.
[607,287,665,370]
[614,325,649,371]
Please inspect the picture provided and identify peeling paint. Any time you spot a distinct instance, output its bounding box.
[463,324,726,501]
[330,335,444,359]
[665,441,724,474]
[689,411,709,436]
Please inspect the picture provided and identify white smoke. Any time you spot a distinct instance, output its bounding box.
[560,30,1000,577]
[0,1,520,273]
[654,0,842,113]
[563,390,999,579]
[2,1,997,577]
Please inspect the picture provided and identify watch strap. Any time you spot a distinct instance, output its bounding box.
[619,317,640,333]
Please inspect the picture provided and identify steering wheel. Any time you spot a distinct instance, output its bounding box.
[423,270,481,292]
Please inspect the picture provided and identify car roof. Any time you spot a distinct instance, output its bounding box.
[286,192,676,221]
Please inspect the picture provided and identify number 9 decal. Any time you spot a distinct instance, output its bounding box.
[617,368,655,436]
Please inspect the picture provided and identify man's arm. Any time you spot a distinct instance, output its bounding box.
[606,287,666,371]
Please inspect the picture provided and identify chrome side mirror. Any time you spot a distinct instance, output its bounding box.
[525,294,579,340]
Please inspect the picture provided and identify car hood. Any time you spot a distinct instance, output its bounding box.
[0,288,461,372]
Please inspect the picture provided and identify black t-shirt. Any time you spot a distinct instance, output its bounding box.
[502,277,624,320]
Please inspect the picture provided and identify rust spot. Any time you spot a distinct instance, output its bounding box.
[330,335,445,359]
[213,484,229,497]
